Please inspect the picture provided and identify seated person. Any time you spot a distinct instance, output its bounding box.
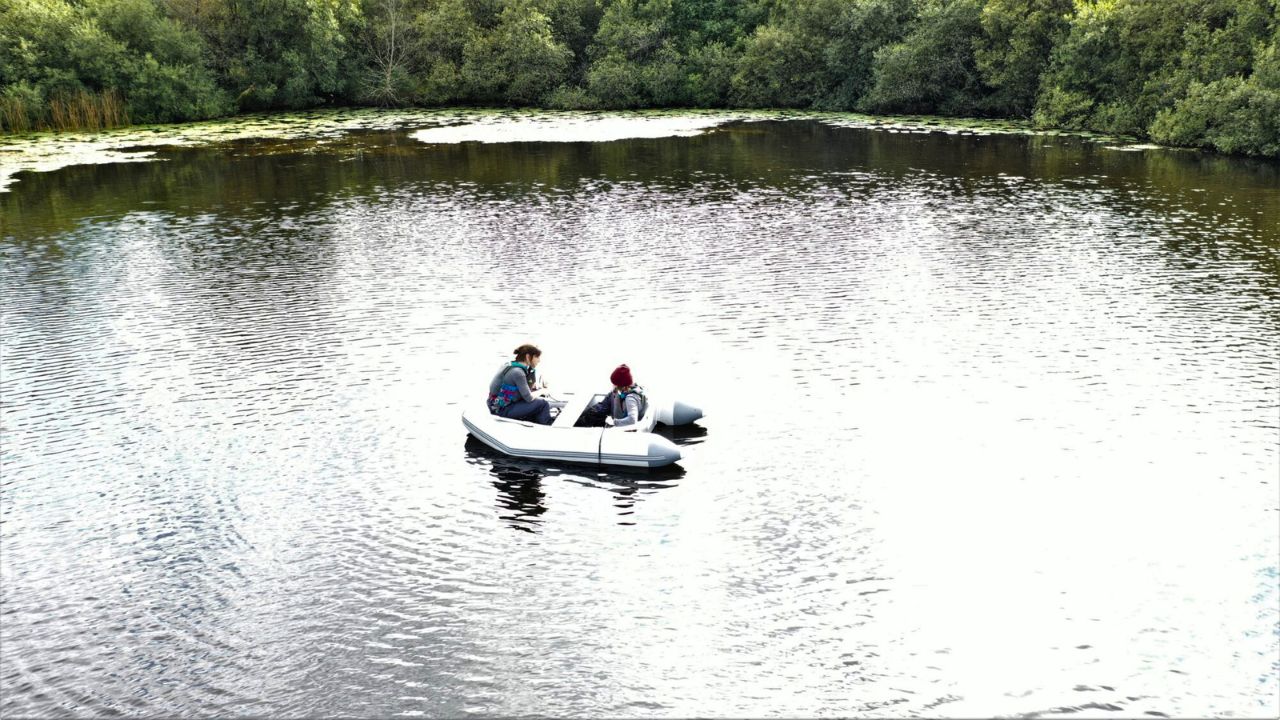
[487,344,552,425]
[576,364,647,428]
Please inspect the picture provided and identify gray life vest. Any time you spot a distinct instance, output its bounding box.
[610,386,647,421]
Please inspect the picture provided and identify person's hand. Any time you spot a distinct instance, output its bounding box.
[604,416,615,427]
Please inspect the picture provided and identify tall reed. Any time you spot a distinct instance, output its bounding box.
[1,89,130,134]
[0,95,31,133]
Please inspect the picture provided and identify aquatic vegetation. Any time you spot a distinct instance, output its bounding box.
[0,108,464,191]
[0,107,1155,192]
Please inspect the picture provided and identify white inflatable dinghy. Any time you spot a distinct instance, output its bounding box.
[462,391,703,468]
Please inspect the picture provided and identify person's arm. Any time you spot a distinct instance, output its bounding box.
[613,394,641,427]
[510,368,535,402]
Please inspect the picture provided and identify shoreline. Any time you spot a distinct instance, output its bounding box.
[0,106,1214,194]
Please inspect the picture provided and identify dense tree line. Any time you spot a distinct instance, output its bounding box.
[1,0,1277,157]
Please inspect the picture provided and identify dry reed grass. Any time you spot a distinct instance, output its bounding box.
[0,95,31,133]
[1,89,130,134]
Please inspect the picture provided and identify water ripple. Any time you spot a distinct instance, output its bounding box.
[2,121,1276,717]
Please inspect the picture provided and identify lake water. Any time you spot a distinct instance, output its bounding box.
[2,115,1277,718]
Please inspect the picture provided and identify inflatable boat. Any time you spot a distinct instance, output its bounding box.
[461,391,703,468]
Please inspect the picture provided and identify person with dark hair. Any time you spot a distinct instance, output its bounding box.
[487,344,552,425]
[576,364,647,428]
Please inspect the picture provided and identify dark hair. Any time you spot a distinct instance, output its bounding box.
[513,344,541,361]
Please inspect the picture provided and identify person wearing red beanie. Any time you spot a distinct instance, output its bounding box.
[605,364,646,427]
[609,364,633,389]
[574,363,648,428]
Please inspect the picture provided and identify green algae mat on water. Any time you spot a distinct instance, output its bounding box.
[0,107,1150,193]
[0,108,468,192]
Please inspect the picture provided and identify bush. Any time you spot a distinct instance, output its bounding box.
[684,40,737,107]
[0,82,45,132]
[212,0,360,111]
[418,62,467,105]
[861,0,987,116]
[643,41,686,105]
[578,0,678,106]
[975,0,1073,117]
[730,24,820,107]
[128,55,232,122]
[1149,42,1280,157]
[1031,85,1092,130]
[544,83,599,109]
[410,0,476,104]
[0,0,1275,159]
[819,0,920,110]
[462,1,573,104]
[0,0,229,129]
[1034,0,1274,138]
[585,52,644,107]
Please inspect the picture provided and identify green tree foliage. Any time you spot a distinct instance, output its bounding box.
[974,0,1072,117]
[1149,31,1280,156]
[585,0,683,107]
[670,0,773,47]
[204,0,362,110]
[727,0,917,109]
[462,0,572,103]
[731,25,804,107]
[3,0,1278,156]
[1034,0,1273,136]
[0,0,229,127]
[668,0,771,106]
[820,0,920,109]
[684,40,737,106]
[730,1,828,108]
[582,0,767,108]
[92,0,231,121]
[411,0,476,103]
[537,0,602,77]
[861,0,987,115]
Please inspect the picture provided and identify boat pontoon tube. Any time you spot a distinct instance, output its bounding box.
[462,407,682,468]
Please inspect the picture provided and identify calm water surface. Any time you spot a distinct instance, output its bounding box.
[2,118,1278,717]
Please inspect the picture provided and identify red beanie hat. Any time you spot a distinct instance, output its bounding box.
[610,364,633,387]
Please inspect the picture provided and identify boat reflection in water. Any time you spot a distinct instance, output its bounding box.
[464,436,688,532]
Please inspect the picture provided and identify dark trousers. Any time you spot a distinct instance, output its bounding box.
[574,401,611,427]
[498,398,552,425]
